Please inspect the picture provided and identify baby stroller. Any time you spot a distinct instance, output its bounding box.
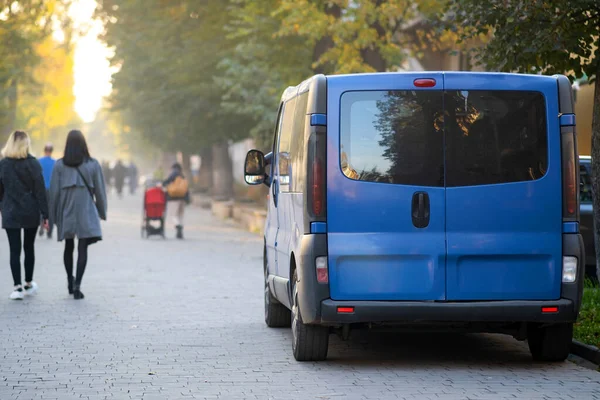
[141,185,166,238]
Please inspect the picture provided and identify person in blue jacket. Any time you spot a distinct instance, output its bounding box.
[38,143,56,238]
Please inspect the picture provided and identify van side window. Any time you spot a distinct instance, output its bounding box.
[277,97,297,192]
[290,92,309,192]
[268,103,284,182]
[340,90,444,187]
[445,90,547,187]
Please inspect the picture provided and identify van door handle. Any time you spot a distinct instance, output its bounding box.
[411,192,430,228]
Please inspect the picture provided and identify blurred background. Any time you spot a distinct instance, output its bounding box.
[0,0,596,207]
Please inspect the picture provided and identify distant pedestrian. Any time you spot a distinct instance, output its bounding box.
[163,163,189,239]
[38,143,56,238]
[112,159,126,197]
[0,131,49,300]
[101,160,112,187]
[49,130,107,300]
[128,161,138,195]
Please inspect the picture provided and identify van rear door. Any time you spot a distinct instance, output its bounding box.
[326,73,447,301]
[444,73,562,301]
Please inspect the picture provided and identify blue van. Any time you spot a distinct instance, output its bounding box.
[244,72,584,362]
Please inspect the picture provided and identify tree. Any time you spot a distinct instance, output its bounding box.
[219,0,441,150]
[216,0,314,150]
[0,0,70,139]
[17,35,81,151]
[448,0,600,276]
[96,0,254,199]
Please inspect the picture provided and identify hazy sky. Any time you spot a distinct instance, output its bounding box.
[70,0,112,123]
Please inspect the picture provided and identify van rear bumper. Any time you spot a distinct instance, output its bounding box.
[319,298,577,325]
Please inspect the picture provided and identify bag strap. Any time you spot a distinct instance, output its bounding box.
[75,166,95,201]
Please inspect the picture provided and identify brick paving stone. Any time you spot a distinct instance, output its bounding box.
[0,194,598,399]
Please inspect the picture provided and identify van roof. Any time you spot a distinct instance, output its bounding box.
[280,71,563,103]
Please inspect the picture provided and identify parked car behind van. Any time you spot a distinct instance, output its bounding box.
[244,72,584,362]
[578,156,597,280]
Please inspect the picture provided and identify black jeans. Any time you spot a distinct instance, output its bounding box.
[5,228,38,286]
[64,238,90,286]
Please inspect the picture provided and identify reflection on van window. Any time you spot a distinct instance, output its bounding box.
[580,164,592,204]
[340,91,444,187]
[278,98,296,190]
[445,90,548,187]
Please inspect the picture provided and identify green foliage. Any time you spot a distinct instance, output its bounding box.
[447,0,599,81]
[275,0,414,74]
[216,0,313,150]
[96,0,253,152]
[218,0,443,149]
[574,286,600,348]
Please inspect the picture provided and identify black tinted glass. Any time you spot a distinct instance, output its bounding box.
[445,90,547,187]
[340,90,444,187]
[580,163,592,204]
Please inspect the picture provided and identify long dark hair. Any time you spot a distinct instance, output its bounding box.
[63,130,90,167]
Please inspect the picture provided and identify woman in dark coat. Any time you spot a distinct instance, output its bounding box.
[49,130,107,300]
[0,131,49,300]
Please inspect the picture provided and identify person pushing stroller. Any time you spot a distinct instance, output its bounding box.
[162,163,189,239]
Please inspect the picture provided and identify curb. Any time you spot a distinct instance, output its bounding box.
[571,340,600,365]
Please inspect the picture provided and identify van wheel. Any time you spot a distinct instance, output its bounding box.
[264,252,291,328]
[291,270,329,361]
[527,323,573,362]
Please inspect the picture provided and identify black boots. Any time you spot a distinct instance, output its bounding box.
[67,276,74,295]
[176,225,184,239]
[73,283,84,300]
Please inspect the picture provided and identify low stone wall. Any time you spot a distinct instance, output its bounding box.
[211,200,234,219]
[231,205,266,234]
[194,193,265,234]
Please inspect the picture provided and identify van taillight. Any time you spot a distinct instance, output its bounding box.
[562,132,577,219]
[312,158,324,216]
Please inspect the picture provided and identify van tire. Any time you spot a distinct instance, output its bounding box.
[264,251,291,328]
[527,323,573,362]
[291,270,329,361]
[265,290,291,328]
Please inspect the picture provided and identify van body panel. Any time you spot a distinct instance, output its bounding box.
[444,73,562,300]
[326,73,447,301]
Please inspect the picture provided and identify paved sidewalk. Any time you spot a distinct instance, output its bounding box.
[0,194,598,400]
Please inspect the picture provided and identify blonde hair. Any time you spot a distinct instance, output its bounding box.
[2,131,30,159]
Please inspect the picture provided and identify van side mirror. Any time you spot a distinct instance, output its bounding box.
[244,149,266,185]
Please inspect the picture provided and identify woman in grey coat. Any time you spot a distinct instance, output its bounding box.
[49,130,107,299]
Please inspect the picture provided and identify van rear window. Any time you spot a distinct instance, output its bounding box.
[340,90,548,187]
[340,90,444,187]
[445,91,547,187]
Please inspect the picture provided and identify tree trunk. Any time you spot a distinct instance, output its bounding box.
[211,141,234,201]
[312,4,341,74]
[360,0,387,72]
[197,147,213,193]
[591,72,600,281]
